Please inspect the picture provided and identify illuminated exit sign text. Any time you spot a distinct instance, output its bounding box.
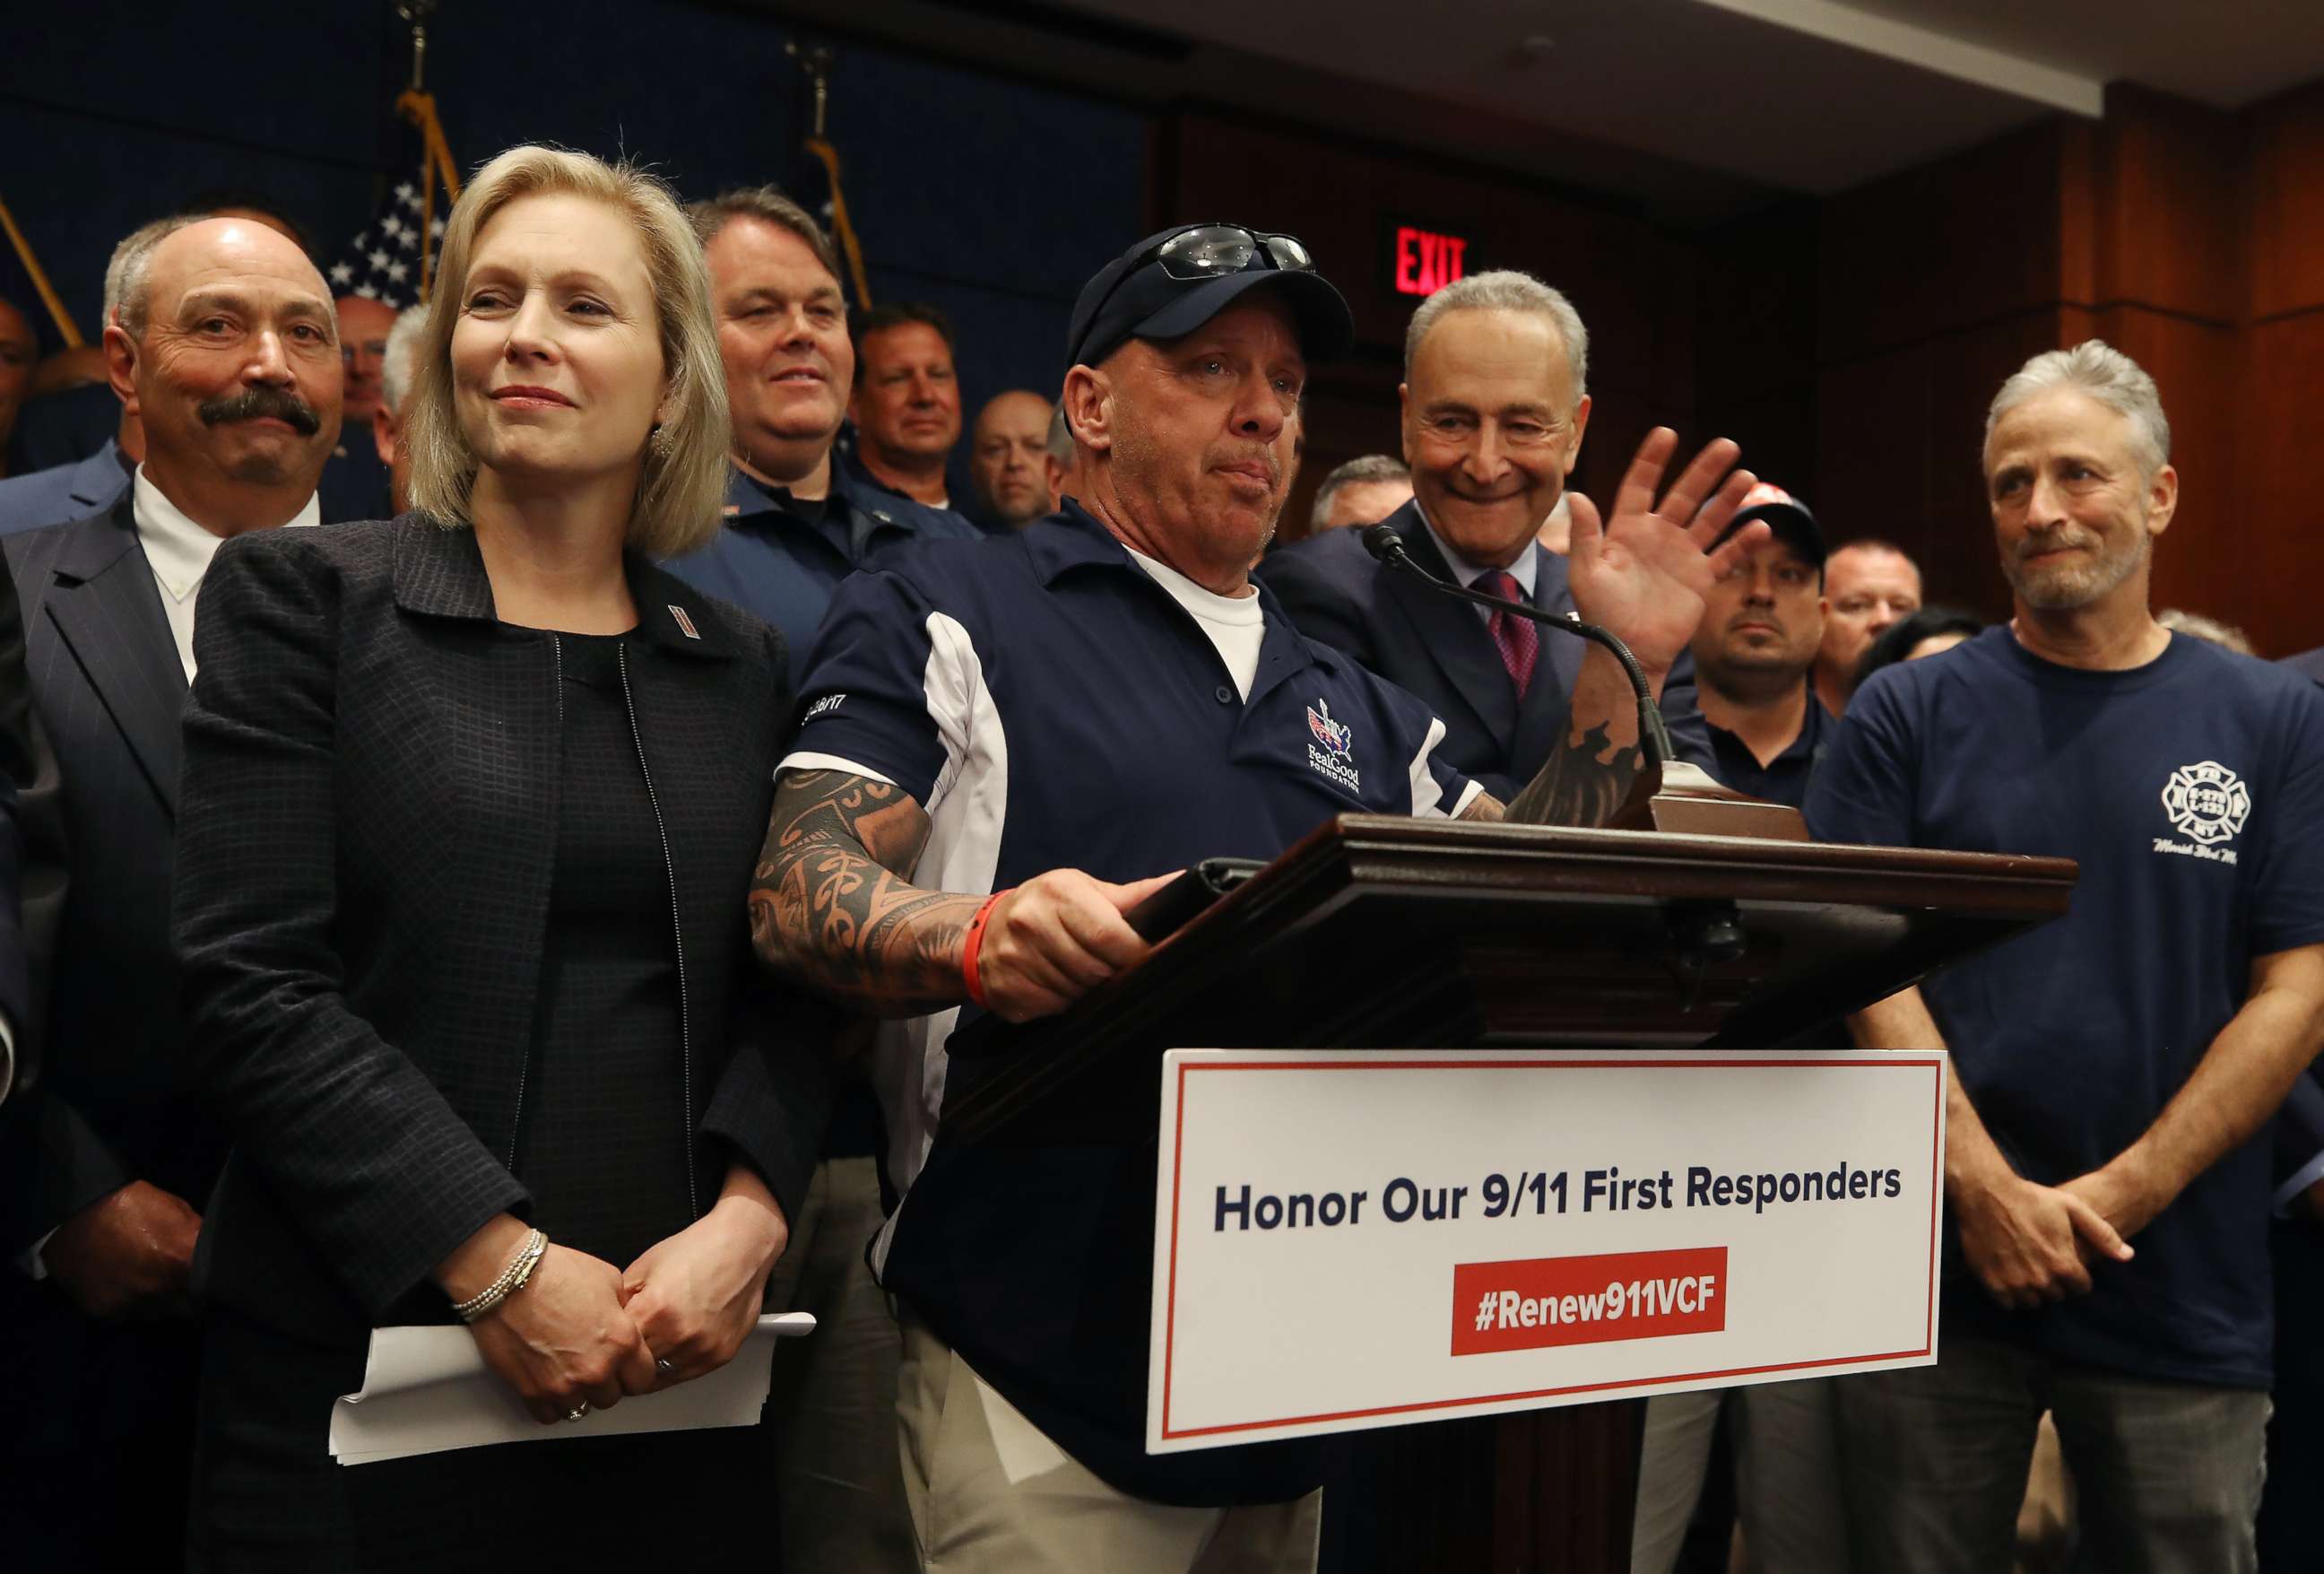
[1392,225,1470,296]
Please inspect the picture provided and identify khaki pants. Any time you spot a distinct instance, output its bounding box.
[897,1310,1322,1574]
[763,1156,919,1574]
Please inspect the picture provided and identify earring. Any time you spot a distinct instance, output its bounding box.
[649,422,674,457]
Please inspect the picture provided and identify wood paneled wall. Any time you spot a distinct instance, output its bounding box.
[1154,109,1814,544]
[1814,83,2324,657]
[1158,89,2324,657]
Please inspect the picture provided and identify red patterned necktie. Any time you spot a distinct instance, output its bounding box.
[1482,570,1539,698]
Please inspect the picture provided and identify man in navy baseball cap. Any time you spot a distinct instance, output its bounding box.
[761,218,1765,1573]
[1054,222,1352,576]
[1065,222,1354,375]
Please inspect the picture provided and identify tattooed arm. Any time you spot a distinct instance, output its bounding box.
[1459,648,1646,828]
[749,770,965,1015]
[750,768,1179,1022]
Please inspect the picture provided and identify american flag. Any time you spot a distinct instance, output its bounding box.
[323,180,447,309]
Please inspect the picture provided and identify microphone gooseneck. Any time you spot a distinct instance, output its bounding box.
[1360,524,1676,769]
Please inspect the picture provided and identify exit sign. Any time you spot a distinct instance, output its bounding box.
[1390,223,1470,297]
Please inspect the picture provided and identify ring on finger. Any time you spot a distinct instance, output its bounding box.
[565,1404,590,1422]
[656,1358,678,1376]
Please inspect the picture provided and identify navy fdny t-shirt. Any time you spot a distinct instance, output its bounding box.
[781,503,1479,1502]
[1806,627,2324,1388]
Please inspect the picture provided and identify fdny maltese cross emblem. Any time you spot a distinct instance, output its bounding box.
[2160,760,2250,848]
[1306,698,1353,758]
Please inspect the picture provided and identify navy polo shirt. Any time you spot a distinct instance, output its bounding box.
[781,500,1479,1504]
[661,465,978,687]
[1704,683,1831,810]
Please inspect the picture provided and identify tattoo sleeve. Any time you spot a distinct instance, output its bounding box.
[750,769,984,1016]
[1459,719,1645,829]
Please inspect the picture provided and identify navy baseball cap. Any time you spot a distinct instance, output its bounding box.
[1715,483,1826,568]
[1066,223,1355,374]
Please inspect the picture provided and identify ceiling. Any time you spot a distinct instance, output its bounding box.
[760,0,2324,222]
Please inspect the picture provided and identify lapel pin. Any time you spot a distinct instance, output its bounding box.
[669,605,701,639]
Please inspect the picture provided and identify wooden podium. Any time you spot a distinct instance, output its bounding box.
[936,814,2074,1573]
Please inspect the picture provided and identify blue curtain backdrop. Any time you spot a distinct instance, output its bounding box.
[0,0,1145,450]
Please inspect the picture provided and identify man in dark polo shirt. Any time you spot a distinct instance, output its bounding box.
[1810,341,2324,1572]
[1690,483,1831,810]
[662,187,973,1574]
[751,223,1765,1573]
[665,187,976,686]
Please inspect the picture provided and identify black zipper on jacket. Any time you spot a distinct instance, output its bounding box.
[505,634,560,1174]
[617,641,699,1219]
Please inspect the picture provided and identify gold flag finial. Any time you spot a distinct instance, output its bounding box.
[395,0,439,93]
[786,41,837,140]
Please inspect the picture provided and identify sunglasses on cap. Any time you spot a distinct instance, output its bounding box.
[1143,224,1315,279]
[1082,224,1318,328]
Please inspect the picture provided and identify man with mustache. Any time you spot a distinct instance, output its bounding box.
[751,224,1760,1573]
[0,213,338,1570]
[1808,342,2324,1573]
[1258,269,1719,801]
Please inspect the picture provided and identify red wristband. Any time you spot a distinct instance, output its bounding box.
[961,889,1012,1008]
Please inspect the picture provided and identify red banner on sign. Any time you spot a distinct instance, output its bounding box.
[1451,1248,1728,1356]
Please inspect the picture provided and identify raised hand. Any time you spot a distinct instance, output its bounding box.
[1565,428,1762,676]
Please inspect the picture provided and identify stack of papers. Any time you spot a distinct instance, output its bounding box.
[330,1313,815,1465]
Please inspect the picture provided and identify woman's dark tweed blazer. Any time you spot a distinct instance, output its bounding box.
[172,515,836,1343]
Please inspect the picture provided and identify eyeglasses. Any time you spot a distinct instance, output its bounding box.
[1076,224,1318,361]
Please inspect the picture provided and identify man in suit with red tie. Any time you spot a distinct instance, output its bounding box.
[0,212,340,1570]
[1258,270,1715,798]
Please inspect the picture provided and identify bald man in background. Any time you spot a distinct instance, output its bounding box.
[1814,539,1921,714]
[967,389,1054,531]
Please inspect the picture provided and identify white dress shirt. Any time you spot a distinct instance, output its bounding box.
[132,465,320,682]
[17,470,317,1278]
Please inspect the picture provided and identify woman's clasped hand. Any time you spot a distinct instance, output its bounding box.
[442,1164,790,1425]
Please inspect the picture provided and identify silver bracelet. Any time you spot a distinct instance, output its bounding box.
[452,1228,548,1323]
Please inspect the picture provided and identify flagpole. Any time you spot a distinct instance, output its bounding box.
[0,191,82,347]
[787,42,874,310]
[395,0,461,298]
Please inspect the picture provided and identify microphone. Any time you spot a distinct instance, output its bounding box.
[1360,523,1677,768]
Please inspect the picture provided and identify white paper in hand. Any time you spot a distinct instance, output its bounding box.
[330,1313,814,1465]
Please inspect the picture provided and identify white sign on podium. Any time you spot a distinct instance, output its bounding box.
[1147,1048,1946,1455]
